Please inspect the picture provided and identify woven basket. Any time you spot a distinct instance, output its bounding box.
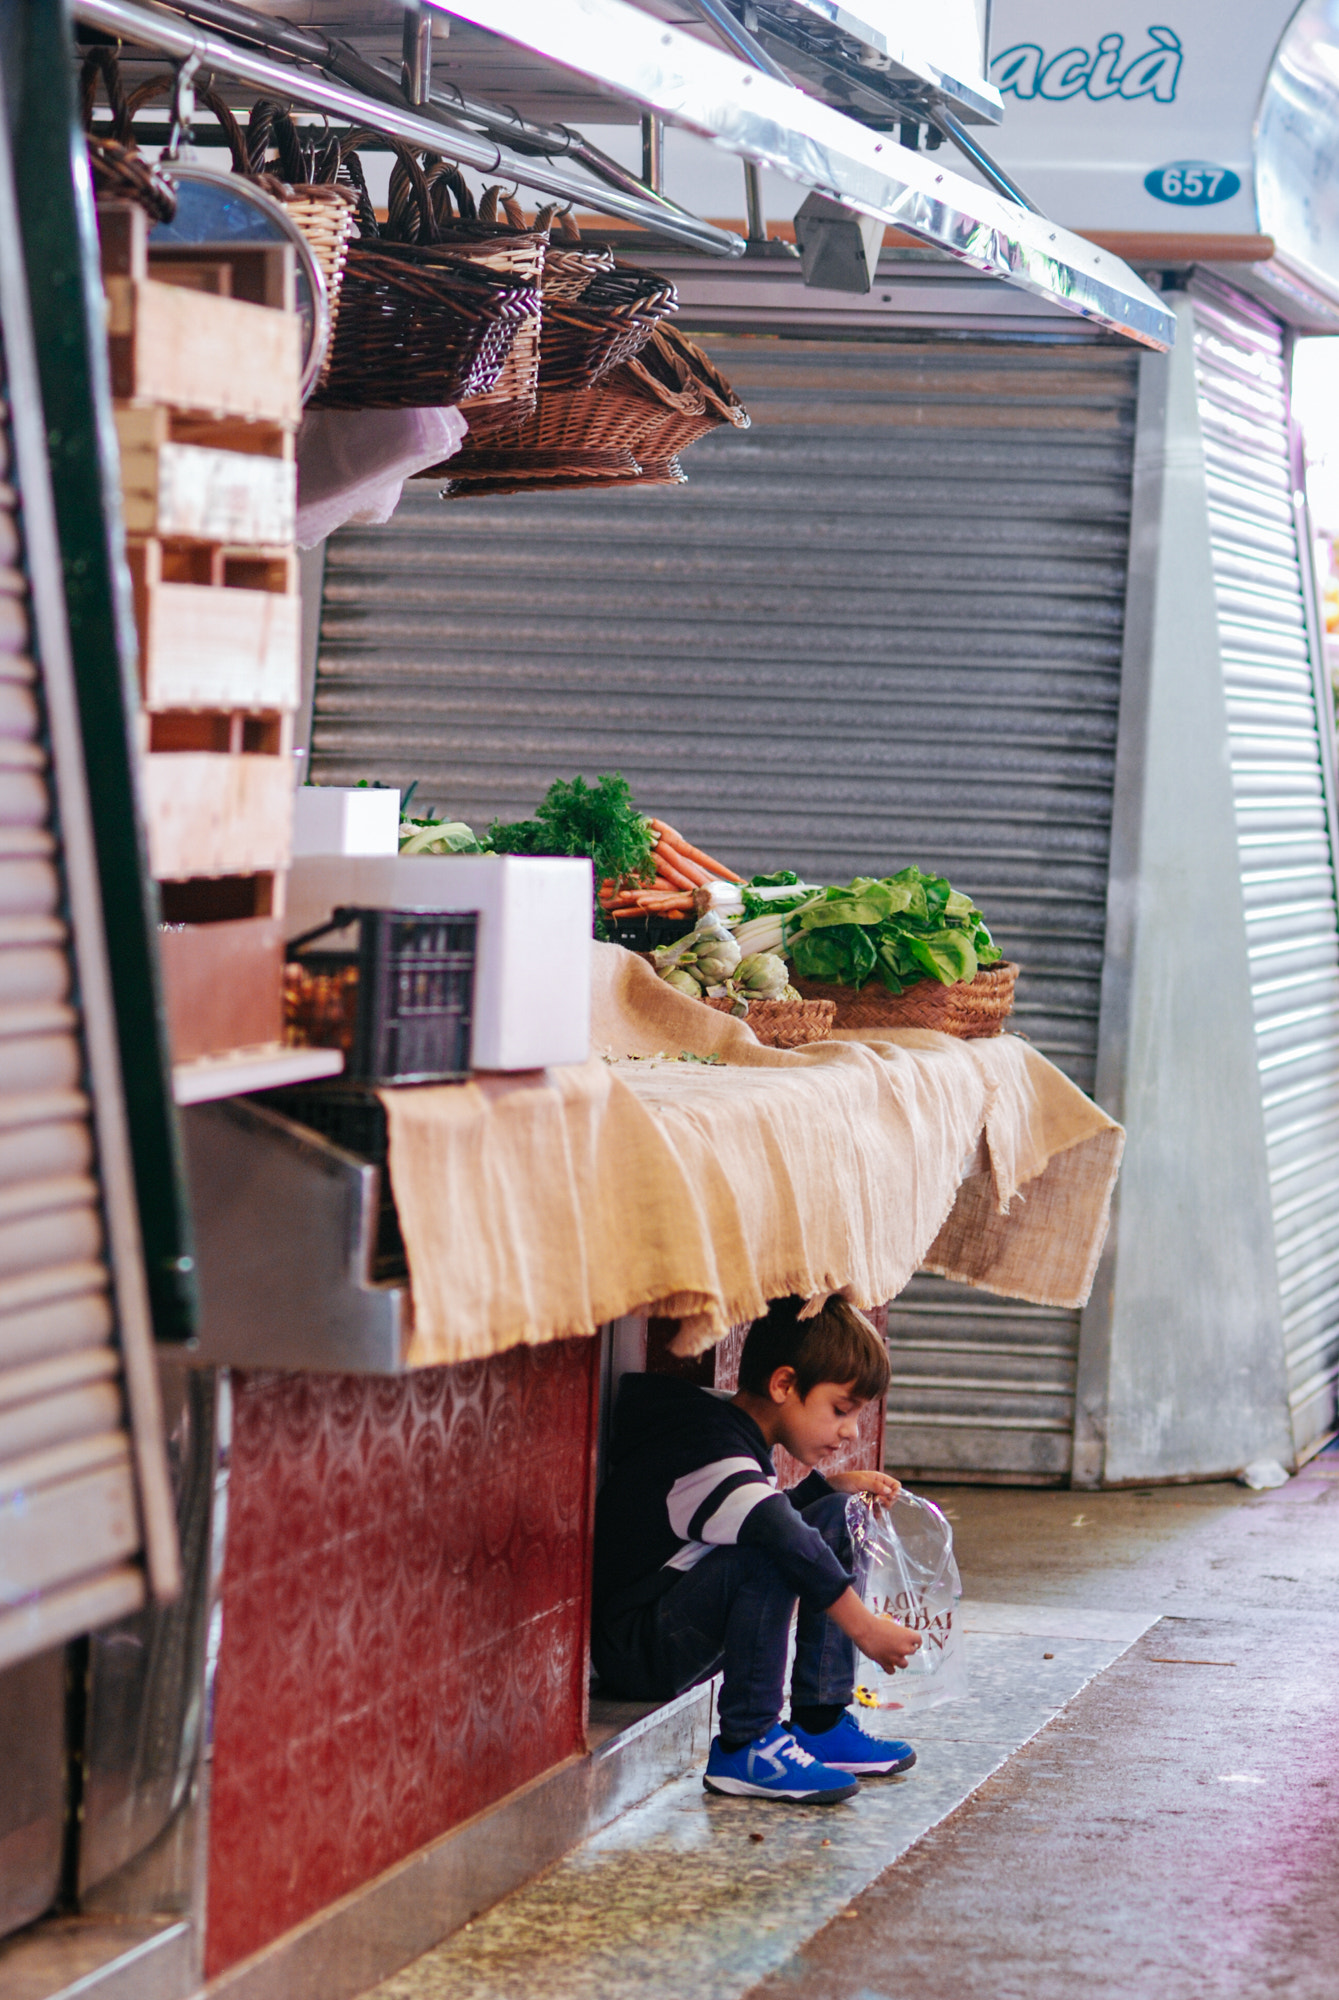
[234,103,358,388]
[442,322,748,495]
[544,243,616,300]
[622,323,751,459]
[311,240,535,409]
[540,267,677,391]
[81,51,178,222]
[381,166,547,439]
[704,995,837,1048]
[791,962,1019,1038]
[302,142,542,413]
[87,135,178,222]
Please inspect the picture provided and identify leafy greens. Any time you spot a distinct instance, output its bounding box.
[785,867,1001,993]
[486,773,655,936]
[740,871,820,923]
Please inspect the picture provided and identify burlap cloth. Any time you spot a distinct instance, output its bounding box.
[381,944,1124,1367]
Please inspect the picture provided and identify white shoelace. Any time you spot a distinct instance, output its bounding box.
[778,1735,817,1767]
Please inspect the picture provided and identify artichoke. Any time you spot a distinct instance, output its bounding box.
[662,967,704,998]
[736,951,789,999]
[690,936,742,984]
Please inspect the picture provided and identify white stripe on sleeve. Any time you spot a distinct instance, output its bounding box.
[666,1456,777,1540]
[697,1481,776,1544]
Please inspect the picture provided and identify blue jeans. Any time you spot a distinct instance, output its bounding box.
[592,1491,855,1745]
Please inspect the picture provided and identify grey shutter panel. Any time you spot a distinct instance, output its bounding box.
[0,235,177,1669]
[1191,275,1339,1458]
[313,336,1138,1483]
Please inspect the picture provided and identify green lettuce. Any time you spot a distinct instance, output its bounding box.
[787,866,1002,992]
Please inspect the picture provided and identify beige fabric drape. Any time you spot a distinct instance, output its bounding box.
[382,945,1123,1367]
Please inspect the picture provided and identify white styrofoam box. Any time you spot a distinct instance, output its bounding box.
[291,786,402,858]
[285,853,593,1071]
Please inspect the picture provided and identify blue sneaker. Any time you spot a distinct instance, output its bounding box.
[703,1723,859,1803]
[788,1710,916,1775]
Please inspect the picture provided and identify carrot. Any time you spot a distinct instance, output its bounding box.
[649,850,697,892]
[664,836,742,884]
[655,843,712,887]
[648,818,743,884]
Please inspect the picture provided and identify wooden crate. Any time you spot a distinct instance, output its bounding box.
[115,416,296,543]
[127,539,298,712]
[159,915,285,1061]
[143,752,295,880]
[149,242,295,314]
[105,276,301,427]
[114,401,295,463]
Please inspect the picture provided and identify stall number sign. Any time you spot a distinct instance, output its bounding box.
[991,22,1247,215]
[1142,160,1241,205]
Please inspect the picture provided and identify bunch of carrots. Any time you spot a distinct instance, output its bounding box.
[599,818,743,923]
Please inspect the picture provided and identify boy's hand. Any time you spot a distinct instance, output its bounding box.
[860,1612,922,1676]
[827,1469,901,1504]
[827,1587,922,1672]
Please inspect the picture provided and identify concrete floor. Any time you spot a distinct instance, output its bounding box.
[367,1450,1339,2000]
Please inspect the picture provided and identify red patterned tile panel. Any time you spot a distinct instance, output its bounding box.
[206,1339,599,1976]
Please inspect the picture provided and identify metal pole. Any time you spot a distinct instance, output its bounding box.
[930,104,1042,215]
[743,160,766,242]
[641,111,663,195]
[679,0,789,82]
[69,0,745,256]
[401,3,433,106]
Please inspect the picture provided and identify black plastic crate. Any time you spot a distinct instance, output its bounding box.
[606,911,697,952]
[286,906,476,1084]
[264,1082,406,1282]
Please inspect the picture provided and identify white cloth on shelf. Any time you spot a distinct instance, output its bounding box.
[295,406,468,548]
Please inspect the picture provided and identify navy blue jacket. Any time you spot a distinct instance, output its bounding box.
[592,1374,853,1618]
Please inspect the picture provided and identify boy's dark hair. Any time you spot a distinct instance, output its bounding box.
[737,1295,890,1403]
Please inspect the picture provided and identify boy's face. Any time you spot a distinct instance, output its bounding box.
[772,1373,865,1465]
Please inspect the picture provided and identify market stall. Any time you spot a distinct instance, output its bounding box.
[312,0,1339,1493]
[0,1,1168,1996]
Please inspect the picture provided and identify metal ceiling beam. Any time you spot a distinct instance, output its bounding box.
[68,0,746,256]
[431,0,1175,350]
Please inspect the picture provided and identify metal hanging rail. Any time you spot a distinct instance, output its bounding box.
[68,0,747,257]
[429,0,1176,350]
[147,0,700,222]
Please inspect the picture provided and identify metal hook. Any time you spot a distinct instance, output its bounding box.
[163,49,202,160]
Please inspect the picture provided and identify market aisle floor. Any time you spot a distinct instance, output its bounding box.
[364,1453,1339,2000]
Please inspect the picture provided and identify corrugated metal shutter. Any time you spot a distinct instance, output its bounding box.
[313,336,1138,1483]
[1192,275,1339,1458]
[0,300,149,1669]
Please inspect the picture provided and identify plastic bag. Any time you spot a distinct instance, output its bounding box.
[846,1490,967,1715]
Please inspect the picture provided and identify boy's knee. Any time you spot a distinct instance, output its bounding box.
[802,1490,853,1553]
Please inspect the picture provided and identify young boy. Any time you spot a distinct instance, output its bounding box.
[592,1294,922,1805]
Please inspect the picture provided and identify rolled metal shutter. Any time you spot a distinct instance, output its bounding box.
[313,336,1139,1483]
[1192,275,1339,1458]
[0,289,153,1669]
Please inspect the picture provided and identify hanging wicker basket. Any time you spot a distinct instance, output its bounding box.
[376,168,548,438]
[236,102,359,388]
[538,265,678,391]
[790,962,1020,1038]
[80,50,178,222]
[441,320,749,496]
[308,142,542,412]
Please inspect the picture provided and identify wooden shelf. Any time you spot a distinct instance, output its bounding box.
[173,1043,343,1106]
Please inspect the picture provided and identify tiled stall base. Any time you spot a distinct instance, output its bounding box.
[367,1601,1158,2000]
